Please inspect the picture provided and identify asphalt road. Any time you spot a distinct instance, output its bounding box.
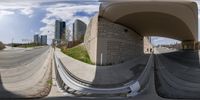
[0,46,52,98]
[0,46,49,69]
[155,48,200,99]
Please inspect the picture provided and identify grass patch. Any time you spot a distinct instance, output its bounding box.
[47,80,52,86]
[61,45,93,64]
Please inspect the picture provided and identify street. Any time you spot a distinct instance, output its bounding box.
[0,46,52,98]
[155,48,200,98]
[0,46,49,69]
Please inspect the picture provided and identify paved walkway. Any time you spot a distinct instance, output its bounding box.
[55,48,150,87]
[47,50,65,97]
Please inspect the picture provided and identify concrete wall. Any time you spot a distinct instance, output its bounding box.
[144,37,153,54]
[96,18,144,65]
[84,14,98,63]
[195,42,199,50]
[84,14,144,65]
[182,40,196,50]
[99,1,198,41]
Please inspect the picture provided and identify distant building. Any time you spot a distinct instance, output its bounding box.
[73,19,87,43]
[174,43,182,50]
[41,35,47,45]
[55,20,66,44]
[34,34,40,44]
[38,36,41,44]
[160,43,182,50]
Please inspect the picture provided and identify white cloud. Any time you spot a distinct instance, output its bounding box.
[0,10,14,16]
[151,37,181,46]
[0,2,39,17]
[20,8,34,17]
[39,3,100,40]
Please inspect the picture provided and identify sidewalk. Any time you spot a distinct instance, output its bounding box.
[55,48,150,87]
[47,50,65,97]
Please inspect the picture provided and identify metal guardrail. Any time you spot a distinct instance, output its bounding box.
[54,53,153,96]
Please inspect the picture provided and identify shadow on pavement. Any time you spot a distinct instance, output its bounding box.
[90,54,150,96]
[0,74,24,99]
[154,50,200,99]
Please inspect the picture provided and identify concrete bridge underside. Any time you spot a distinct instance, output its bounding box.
[84,0,198,65]
[99,0,198,41]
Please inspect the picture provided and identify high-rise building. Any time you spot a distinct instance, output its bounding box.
[55,20,60,40]
[34,34,40,44]
[73,19,87,43]
[55,20,66,44]
[41,35,47,45]
[38,36,41,45]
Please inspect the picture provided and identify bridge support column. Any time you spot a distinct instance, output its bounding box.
[195,42,199,50]
[182,40,196,50]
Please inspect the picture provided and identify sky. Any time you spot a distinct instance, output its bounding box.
[0,0,199,45]
[0,0,99,44]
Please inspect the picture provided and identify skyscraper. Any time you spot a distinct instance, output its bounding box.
[34,34,40,44]
[41,35,47,45]
[55,20,66,44]
[73,19,87,43]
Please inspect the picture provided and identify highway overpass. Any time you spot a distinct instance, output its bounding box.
[84,0,198,65]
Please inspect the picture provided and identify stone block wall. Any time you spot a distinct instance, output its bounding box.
[84,15,144,65]
[96,18,144,65]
